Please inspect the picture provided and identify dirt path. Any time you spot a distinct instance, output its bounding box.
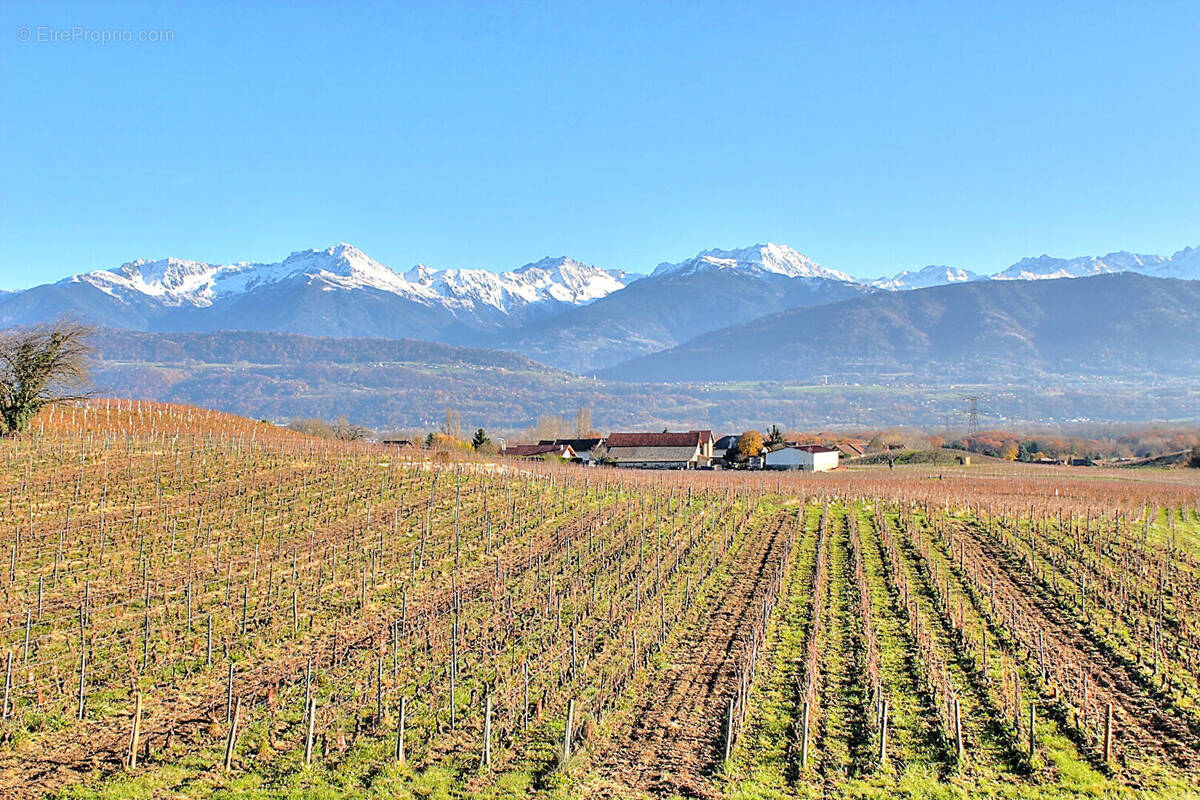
[959,521,1200,772]
[589,511,791,799]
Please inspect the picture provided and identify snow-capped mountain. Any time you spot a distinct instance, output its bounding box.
[651,243,854,282]
[3,238,1197,374]
[35,244,635,328]
[993,251,1167,281]
[1007,247,1200,281]
[0,243,637,342]
[870,265,983,291]
[403,256,633,314]
[870,245,1200,289]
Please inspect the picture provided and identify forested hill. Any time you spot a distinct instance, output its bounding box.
[92,329,557,372]
[599,273,1200,383]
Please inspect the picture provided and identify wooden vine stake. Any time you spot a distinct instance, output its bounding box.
[878,700,889,767]
[482,694,493,769]
[223,698,242,771]
[1027,701,1036,762]
[126,692,144,769]
[1,651,11,720]
[395,696,407,765]
[76,641,87,720]
[800,700,811,770]
[953,697,964,764]
[724,696,735,763]
[303,695,317,767]
[559,698,576,770]
[1103,702,1114,764]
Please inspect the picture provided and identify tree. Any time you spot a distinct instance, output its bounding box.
[575,406,593,437]
[442,407,462,440]
[471,428,490,450]
[536,415,566,441]
[288,418,334,438]
[0,321,92,434]
[738,430,764,460]
[333,416,371,441]
[766,424,785,447]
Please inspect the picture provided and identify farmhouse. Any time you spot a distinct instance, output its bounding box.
[713,434,740,462]
[500,443,576,460]
[605,430,715,469]
[764,444,840,471]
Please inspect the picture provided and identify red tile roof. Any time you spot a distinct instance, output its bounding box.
[606,430,712,448]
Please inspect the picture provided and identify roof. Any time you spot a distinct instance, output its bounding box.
[713,435,740,450]
[792,444,840,454]
[502,444,575,457]
[606,430,713,448]
[608,445,703,463]
[539,438,604,451]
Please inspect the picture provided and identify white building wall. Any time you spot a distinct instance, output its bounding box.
[809,450,839,472]
[764,448,840,471]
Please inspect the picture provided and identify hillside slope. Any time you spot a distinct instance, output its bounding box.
[599,273,1200,382]
[498,264,868,371]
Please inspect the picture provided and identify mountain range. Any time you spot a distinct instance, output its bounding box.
[2,240,1198,374]
[600,273,1200,383]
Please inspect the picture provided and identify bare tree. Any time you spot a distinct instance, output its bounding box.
[0,321,93,434]
[575,406,593,437]
[333,416,372,441]
[288,418,335,438]
[442,407,462,440]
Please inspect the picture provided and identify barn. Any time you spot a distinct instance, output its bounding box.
[605,430,715,469]
[764,444,840,471]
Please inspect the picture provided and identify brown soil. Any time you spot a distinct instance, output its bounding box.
[958,522,1200,772]
[589,512,791,799]
[0,503,616,800]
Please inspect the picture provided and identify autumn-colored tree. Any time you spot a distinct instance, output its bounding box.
[738,430,764,459]
[1001,441,1019,461]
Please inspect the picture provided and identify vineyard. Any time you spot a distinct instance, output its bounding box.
[2,402,1199,800]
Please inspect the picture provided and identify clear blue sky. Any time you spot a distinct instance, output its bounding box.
[2,0,1198,288]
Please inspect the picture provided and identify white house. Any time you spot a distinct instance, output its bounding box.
[764,444,840,471]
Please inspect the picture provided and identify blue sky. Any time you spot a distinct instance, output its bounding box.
[2,0,1198,288]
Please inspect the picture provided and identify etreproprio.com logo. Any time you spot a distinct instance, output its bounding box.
[16,25,175,44]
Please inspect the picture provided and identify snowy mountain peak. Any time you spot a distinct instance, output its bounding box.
[651,243,854,282]
[870,265,983,291]
[74,256,230,306]
[404,264,438,285]
[276,244,412,297]
[993,251,1164,281]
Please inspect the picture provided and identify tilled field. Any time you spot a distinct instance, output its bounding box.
[2,402,1199,799]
